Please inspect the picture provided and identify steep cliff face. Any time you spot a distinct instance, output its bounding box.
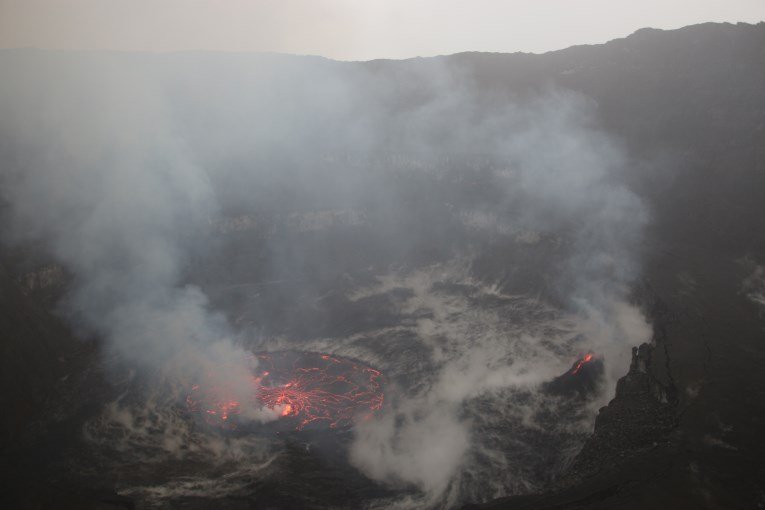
[566,342,677,484]
[0,258,129,509]
[466,299,683,509]
[0,261,72,446]
[470,265,765,509]
[461,23,765,509]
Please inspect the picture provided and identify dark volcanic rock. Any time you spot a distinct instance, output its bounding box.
[465,335,681,510]
[542,356,604,398]
[565,343,677,482]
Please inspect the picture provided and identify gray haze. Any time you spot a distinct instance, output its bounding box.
[1,1,763,59]
[0,51,651,505]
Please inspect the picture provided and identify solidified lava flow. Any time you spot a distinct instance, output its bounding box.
[186,351,385,430]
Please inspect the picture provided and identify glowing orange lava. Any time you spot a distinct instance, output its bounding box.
[186,351,385,430]
[571,353,595,375]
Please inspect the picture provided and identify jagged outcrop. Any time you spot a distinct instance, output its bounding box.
[466,317,683,510]
[564,343,677,483]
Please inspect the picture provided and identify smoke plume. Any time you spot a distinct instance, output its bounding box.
[0,50,651,505]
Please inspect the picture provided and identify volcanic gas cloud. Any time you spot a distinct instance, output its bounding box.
[186,351,385,430]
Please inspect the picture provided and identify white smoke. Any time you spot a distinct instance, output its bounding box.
[340,91,651,501]
[0,54,257,408]
[0,51,652,506]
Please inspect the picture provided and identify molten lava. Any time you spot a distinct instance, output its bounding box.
[570,353,595,375]
[186,351,385,430]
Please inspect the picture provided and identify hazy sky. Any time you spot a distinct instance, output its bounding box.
[1,0,763,60]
